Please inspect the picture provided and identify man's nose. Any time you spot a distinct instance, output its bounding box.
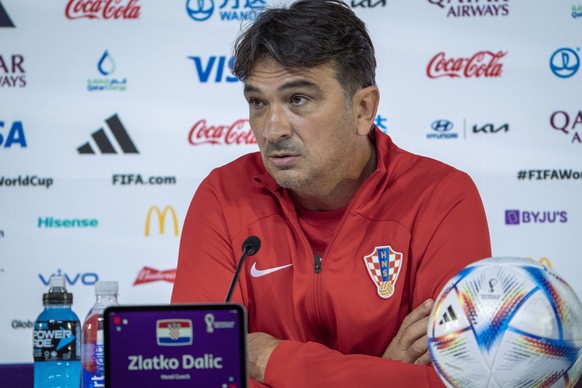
[263,105,292,142]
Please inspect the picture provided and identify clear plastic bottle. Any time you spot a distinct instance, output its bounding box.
[81,281,119,388]
[33,275,81,387]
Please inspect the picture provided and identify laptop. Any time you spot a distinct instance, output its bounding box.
[104,304,247,387]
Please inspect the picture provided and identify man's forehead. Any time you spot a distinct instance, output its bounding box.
[244,59,336,92]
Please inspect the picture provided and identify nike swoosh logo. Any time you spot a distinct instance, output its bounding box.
[250,262,293,278]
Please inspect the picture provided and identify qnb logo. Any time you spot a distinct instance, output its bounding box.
[187,56,238,83]
[0,121,27,148]
[0,54,26,88]
[428,0,509,17]
[427,51,506,79]
[78,114,139,154]
[186,0,265,22]
[145,206,179,237]
[188,119,255,146]
[473,123,509,134]
[351,0,386,8]
[550,110,582,144]
[505,210,568,225]
[0,1,15,27]
[65,0,141,20]
[549,48,580,79]
[427,120,458,139]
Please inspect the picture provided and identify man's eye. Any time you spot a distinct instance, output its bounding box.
[248,98,264,108]
[290,95,307,105]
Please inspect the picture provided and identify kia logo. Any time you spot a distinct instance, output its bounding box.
[431,120,454,132]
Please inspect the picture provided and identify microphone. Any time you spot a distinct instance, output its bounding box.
[224,236,261,303]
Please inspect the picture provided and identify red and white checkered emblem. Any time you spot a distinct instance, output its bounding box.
[363,245,403,299]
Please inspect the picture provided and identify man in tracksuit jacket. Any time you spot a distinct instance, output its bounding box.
[172,1,492,387]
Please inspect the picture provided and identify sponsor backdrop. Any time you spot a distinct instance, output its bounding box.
[0,0,580,364]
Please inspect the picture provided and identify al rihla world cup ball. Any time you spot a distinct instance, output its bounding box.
[427,257,582,388]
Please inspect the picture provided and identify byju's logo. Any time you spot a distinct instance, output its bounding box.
[0,120,27,148]
[550,48,580,78]
[187,56,238,83]
[87,50,127,91]
[351,0,386,8]
[427,120,458,139]
[505,209,568,225]
[186,0,265,22]
[78,114,139,154]
[0,1,15,27]
[428,0,509,17]
[0,54,26,88]
[550,110,582,144]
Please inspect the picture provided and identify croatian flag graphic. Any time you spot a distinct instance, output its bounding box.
[156,319,193,346]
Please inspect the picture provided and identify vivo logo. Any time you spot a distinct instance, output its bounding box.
[38,270,99,286]
[187,56,238,83]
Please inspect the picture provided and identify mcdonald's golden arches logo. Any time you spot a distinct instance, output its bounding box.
[145,205,179,236]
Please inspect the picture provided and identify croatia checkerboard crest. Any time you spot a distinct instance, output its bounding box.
[363,245,403,299]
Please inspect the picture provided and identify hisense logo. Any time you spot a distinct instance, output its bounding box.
[38,217,98,228]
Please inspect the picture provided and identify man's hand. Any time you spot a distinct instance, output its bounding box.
[382,298,434,365]
[247,332,282,383]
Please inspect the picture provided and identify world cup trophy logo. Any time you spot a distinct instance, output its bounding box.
[363,246,403,299]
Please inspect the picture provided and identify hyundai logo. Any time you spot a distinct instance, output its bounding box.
[431,120,454,132]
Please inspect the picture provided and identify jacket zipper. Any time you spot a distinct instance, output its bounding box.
[314,253,322,274]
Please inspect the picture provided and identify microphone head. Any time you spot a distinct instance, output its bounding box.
[242,235,261,256]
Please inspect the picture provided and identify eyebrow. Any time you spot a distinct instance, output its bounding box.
[243,79,322,95]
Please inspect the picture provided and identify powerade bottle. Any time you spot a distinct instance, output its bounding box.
[82,281,119,388]
[33,275,81,387]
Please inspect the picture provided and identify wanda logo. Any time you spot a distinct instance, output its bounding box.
[65,0,141,20]
[188,119,256,146]
[427,51,507,79]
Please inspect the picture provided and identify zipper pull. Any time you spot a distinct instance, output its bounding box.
[314,253,322,274]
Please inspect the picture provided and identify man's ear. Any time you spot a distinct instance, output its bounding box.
[353,85,380,136]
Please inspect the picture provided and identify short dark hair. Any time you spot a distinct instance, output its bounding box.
[232,0,376,100]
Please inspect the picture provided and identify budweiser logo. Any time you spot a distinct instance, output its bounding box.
[188,119,257,146]
[427,51,507,79]
[133,266,176,286]
[65,0,141,20]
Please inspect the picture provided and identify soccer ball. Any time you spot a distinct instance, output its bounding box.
[427,257,582,388]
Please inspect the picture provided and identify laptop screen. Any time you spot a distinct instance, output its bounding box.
[104,304,247,388]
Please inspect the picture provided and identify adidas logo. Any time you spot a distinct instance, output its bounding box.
[78,114,139,155]
[438,305,459,325]
[0,2,15,27]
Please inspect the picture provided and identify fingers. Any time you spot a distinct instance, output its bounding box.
[383,298,435,364]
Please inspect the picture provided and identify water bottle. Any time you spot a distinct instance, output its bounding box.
[82,281,119,388]
[33,275,81,387]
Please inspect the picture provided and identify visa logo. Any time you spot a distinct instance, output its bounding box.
[187,56,238,83]
[0,121,27,148]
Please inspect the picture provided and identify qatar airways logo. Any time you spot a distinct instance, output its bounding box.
[65,0,141,20]
[188,119,256,146]
[428,0,509,18]
[427,51,506,79]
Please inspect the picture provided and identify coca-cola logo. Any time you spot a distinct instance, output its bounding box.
[188,119,256,146]
[65,0,141,20]
[133,266,176,286]
[427,51,507,79]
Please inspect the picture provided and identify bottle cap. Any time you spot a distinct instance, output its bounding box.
[43,275,73,305]
[95,281,119,295]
